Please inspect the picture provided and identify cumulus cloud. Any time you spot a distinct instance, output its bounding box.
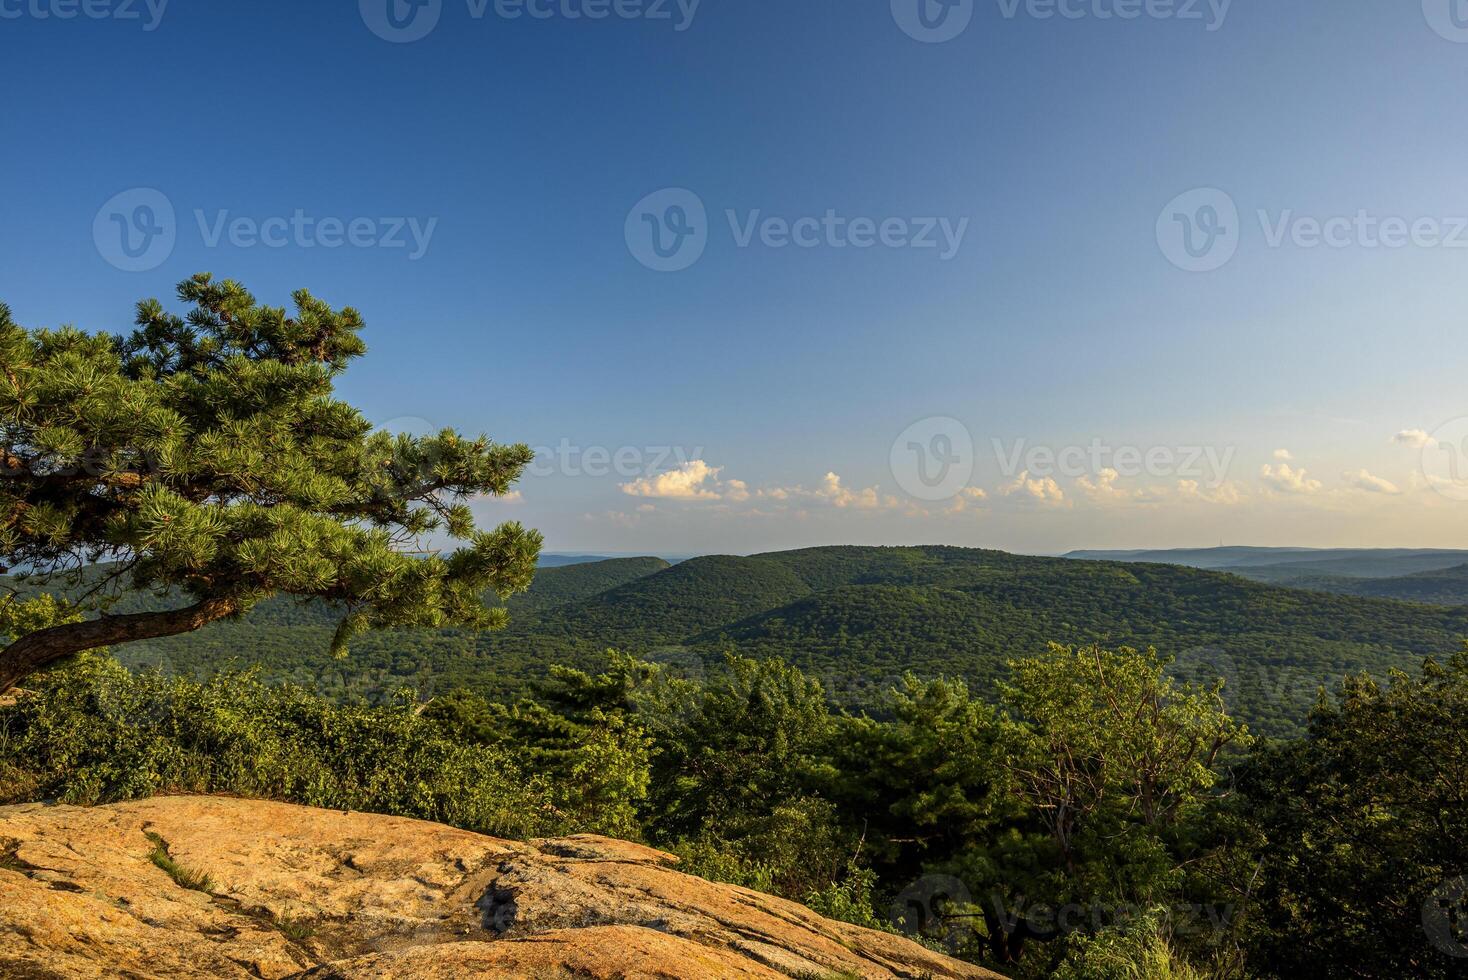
[1272,449,1294,461]
[1077,468,1126,501]
[1259,462,1322,495]
[622,464,911,514]
[1072,469,1176,506]
[999,470,1065,504]
[620,460,724,500]
[817,472,901,510]
[1342,469,1401,495]
[946,486,989,514]
[1392,429,1434,449]
[1176,480,1244,504]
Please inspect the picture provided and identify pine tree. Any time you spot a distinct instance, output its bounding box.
[0,274,540,692]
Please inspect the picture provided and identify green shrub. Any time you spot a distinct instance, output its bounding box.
[804,862,889,932]
[0,654,560,840]
[1049,910,1207,980]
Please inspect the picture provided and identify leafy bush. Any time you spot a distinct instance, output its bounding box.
[1049,910,1208,980]
[0,653,559,839]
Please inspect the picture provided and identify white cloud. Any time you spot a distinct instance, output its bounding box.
[946,486,988,514]
[1176,479,1244,504]
[1392,428,1434,449]
[818,472,901,511]
[620,460,724,500]
[1342,469,1401,495]
[1077,468,1126,501]
[1259,462,1322,495]
[621,467,912,514]
[999,470,1066,504]
[1272,448,1294,461]
[1072,469,1176,506]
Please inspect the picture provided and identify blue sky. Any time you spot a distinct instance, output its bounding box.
[4,0,1468,553]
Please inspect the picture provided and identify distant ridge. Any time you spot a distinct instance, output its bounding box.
[1066,546,1468,593]
[16,545,1468,739]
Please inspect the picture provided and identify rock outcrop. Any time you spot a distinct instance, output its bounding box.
[0,796,1002,979]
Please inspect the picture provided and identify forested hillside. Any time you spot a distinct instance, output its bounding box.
[1070,546,1468,603]
[18,546,1468,738]
[1240,563,1468,605]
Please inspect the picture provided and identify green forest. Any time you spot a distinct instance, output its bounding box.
[3,641,1464,978]
[52,544,1468,739]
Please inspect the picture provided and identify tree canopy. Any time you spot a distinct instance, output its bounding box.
[0,275,539,691]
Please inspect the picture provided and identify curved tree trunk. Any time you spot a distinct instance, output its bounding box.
[0,597,240,694]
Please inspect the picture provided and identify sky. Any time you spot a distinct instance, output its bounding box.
[3,0,1468,554]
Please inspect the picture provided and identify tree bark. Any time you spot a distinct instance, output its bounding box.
[0,596,240,694]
